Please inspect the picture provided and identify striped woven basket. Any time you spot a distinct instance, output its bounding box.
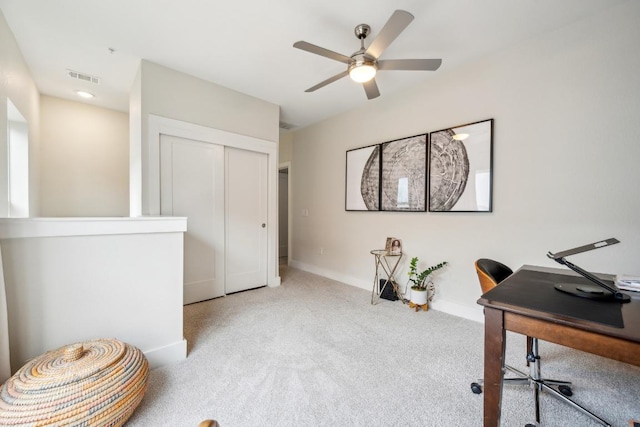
[0,339,149,426]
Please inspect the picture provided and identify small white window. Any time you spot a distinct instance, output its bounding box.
[7,100,29,217]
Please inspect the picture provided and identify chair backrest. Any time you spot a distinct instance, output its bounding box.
[475,258,514,294]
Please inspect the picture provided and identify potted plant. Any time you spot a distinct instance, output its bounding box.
[407,257,448,310]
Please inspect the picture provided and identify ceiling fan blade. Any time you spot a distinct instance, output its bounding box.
[293,41,352,64]
[363,79,380,100]
[365,10,414,59]
[378,59,442,71]
[305,70,349,92]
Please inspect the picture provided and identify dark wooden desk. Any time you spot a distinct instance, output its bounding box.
[477,265,640,426]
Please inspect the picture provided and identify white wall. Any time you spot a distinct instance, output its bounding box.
[279,130,293,164]
[140,61,279,142]
[0,9,40,217]
[39,96,129,216]
[0,217,187,372]
[289,2,640,320]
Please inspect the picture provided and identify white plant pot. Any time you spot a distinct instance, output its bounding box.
[410,288,428,306]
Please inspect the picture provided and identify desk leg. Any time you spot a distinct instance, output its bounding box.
[483,307,506,427]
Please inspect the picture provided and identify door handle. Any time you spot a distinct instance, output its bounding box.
[261,223,266,228]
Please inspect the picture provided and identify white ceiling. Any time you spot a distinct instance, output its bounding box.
[0,0,627,130]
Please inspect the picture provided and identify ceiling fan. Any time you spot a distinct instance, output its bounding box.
[293,10,442,100]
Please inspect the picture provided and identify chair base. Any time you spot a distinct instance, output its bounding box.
[530,379,611,427]
[471,340,611,427]
[470,365,572,396]
[470,367,608,426]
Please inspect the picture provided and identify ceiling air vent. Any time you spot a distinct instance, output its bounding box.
[279,121,297,130]
[67,69,101,85]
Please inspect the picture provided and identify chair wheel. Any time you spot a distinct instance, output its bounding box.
[470,382,483,394]
[558,385,573,396]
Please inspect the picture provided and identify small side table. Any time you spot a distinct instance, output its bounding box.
[370,250,404,305]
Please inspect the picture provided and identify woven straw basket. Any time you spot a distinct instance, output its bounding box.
[0,339,148,426]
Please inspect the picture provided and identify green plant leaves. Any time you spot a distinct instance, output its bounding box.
[407,258,448,290]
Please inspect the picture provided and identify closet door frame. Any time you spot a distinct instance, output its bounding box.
[146,115,280,288]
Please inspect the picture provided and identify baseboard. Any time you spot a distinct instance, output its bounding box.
[144,339,187,369]
[430,300,484,323]
[289,260,371,291]
[290,260,484,323]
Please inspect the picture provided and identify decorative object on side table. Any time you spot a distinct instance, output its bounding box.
[407,257,448,311]
[385,237,402,255]
[0,338,148,426]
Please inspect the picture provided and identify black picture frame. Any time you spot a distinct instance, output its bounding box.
[428,119,493,212]
[345,144,380,211]
[380,134,427,212]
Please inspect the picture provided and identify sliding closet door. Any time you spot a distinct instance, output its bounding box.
[225,147,268,293]
[160,135,225,304]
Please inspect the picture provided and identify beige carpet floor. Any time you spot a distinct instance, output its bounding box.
[126,267,640,426]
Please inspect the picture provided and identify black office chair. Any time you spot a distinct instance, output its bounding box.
[471,259,586,425]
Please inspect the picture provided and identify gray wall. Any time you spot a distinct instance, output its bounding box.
[288,2,640,319]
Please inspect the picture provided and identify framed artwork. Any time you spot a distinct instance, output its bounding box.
[428,119,493,212]
[380,134,427,212]
[345,144,380,211]
[385,237,402,255]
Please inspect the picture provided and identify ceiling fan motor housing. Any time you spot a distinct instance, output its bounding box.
[354,24,371,40]
[350,23,377,76]
[348,53,377,71]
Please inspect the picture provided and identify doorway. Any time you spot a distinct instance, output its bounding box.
[278,165,289,267]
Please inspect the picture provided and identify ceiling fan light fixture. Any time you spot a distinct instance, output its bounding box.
[348,60,377,83]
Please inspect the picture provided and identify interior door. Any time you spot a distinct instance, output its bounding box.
[225,147,268,293]
[160,134,225,304]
